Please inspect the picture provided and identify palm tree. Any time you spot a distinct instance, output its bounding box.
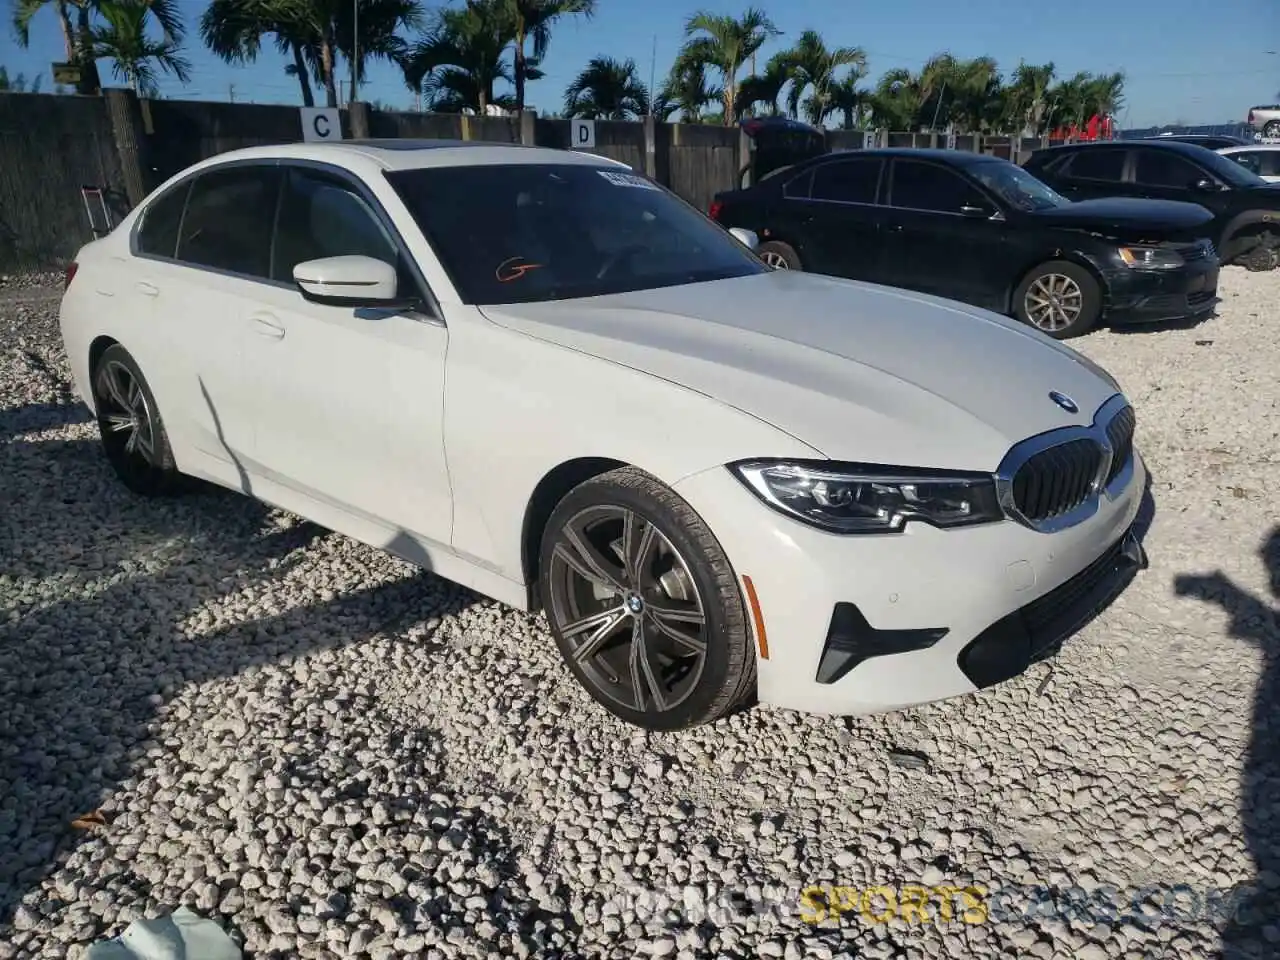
[1005,62,1056,136]
[734,55,788,118]
[867,67,921,131]
[828,70,868,129]
[677,6,779,126]
[92,0,190,96]
[654,57,721,122]
[0,66,43,91]
[499,0,594,113]
[563,55,649,119]
[201,0,318,105]
[401,0,513,114]
[774,29,865,126]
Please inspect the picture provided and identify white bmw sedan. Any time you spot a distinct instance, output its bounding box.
[58,139,1149,730]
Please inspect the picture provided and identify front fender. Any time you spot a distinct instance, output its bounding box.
[1221,208,1280,253]
[442,309,821,584]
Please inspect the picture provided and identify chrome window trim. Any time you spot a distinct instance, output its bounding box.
[994,392,1135,533]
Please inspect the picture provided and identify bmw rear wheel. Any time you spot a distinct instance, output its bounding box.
[1013,260,1101,339]
[539,467,756,730]
[91,344,182,496]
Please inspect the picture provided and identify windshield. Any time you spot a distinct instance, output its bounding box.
[1188,147,1269,188]
[385,163,769,304]
[968,160,1070,211]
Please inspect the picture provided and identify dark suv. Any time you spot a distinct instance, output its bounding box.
[1024,140,1280,271]
[709,148,1220,338]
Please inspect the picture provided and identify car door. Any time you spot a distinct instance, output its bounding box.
[1049,146,1130,200]
[787,155,886,280]
[132,162,283,484]
[877,158,1011,309]
[1128,149,1218,206]
[237,163,454,549]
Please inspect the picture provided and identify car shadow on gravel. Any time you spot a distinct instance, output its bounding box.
[0,401,93,442]
[1174,526,1280,960]
[0,430,486,946]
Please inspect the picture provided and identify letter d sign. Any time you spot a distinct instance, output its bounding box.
[571,118,596,150]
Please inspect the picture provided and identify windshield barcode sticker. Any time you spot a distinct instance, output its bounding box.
[597,170,659,190]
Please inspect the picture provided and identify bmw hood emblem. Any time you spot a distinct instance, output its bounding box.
[1049,391,1079,414]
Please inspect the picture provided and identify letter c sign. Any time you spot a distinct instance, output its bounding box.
[300,107,343,142]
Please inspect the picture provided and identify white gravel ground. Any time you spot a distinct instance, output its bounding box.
[1,268,1277,960]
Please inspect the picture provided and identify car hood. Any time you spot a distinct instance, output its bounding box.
[1025,197,1215,235]
[479,271,1122,472]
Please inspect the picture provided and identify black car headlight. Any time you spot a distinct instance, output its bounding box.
[729,460,1004,534]
[1118,245,1184,270]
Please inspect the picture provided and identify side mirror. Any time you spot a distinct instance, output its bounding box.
[960,204,993,219]
[1191,178,1220,192]
[293,255,414,309]
[729,227,760,250]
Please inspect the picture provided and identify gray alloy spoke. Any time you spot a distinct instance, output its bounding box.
[646,603,708,653]
[627,619,668,712]
[622,509,659,588]
[566,606,629,670]
[101,364,131,412]
[555,527,626,593]
[105,414,134,434]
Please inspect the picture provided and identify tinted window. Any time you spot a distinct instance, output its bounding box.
[782,169,813,199]
[1262,152,1280,177]
[386,164,768,305]
[273,168,407,290]
[1228,151,1262,175]
[968,160,1069,211]
[1064,148,1126,181]
[810,158,882,203]
[136,182,189,259]
[1134,151,1205,189]
[889,160,984,213]
[176,165,280,278]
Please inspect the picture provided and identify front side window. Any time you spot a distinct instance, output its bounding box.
[809,158,882,204]
[888,160,985,213]
[386,164,769,305]
[176,165,280,278]
[1063,148,1126,182]
[1227,151,1263,175]
[1133,151,1205,189]
[135,182,190,259]
[273,168,407,291]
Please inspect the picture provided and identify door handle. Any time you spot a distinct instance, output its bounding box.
[251,314,286,340]
[136,281,158,297]
[886,223,904,233]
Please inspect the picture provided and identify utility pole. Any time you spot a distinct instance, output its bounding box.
[228,83,235,103]
[351,0,359,104]
[647,34,656,116]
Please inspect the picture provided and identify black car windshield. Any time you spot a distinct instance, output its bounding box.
[968,160,1070,211]
[385,163,769,304]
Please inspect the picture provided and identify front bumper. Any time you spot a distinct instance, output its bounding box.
[674,451,1148,716]
[1102,258,1219,325]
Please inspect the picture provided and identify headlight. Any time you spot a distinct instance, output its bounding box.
[1117,245,1183,270]
[729,460,1004,534]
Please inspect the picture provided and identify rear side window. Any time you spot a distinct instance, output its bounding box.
[1228,152,1263,175]
[272,167,406,289]
[889,160,985,213]
[176,165,281,279]
[810,158,883,204]
[1063,148,1126,182]
[135,183,189,259]
[1133,151,1205,189]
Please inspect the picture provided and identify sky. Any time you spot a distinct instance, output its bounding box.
[1,0,1278,128]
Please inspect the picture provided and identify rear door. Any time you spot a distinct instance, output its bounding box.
[1128,149,1216,205]
[786,155,886,280]
[1049,146,1131,200]
[877,158,1011,309]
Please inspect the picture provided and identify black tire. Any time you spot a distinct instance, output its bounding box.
[1264,120,1280,139]
[1012,259,1102,339]
[91,344,183,496]
[538,466,756,731]
[1233,233,1279,272]
[757,240,803,271]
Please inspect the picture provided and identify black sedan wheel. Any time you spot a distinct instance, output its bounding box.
[91,344,182,496]
[540,467,756,730]
[1013,260,1101,339]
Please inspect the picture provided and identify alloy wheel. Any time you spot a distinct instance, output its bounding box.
[1024,273,1084,332]
[760,251,790,270]
[95,359,157,465]
[546,505,708,715]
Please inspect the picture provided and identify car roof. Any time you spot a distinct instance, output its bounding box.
[1033,139,1214,158]
[1219,143,1280,153]
[809,147,1003,167]
[176,139,632,175]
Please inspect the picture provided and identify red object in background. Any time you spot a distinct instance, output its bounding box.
[708,200,724,221]
[1049,114,1114,142]
[64,262,78,289]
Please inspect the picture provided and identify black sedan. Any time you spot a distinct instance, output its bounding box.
[709,148,1221,338]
